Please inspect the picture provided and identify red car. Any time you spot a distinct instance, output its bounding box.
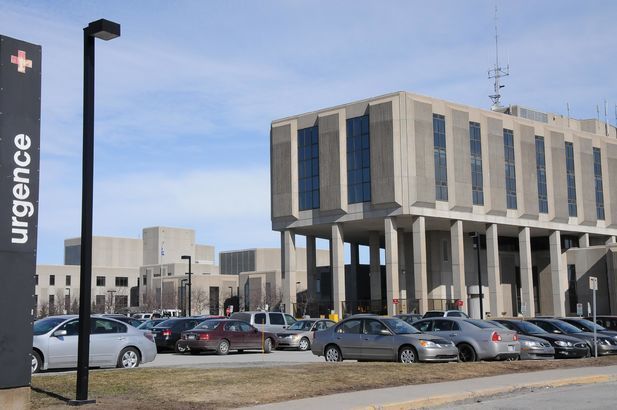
[177,319,277,355]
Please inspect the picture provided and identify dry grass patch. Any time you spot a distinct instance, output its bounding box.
[32,355,617,409]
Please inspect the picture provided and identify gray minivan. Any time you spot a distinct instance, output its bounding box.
[231,311,297,333]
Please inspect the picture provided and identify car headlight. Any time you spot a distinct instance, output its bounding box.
[419,340,437,348]
[554,340,572,347]
[523,341,541,348]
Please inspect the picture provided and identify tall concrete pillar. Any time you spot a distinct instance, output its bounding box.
[369,231,381,304]
[579,233,590,248]
[550,230,566,317]
[412,216,428,314]
[331,223,345,318]
[349,242,359,306]
[306,235,316,300]
[385,218,400,316]
[518,227,535,318]
[398,229,407,312]
[450,220,467,312]
[281,230,296,314]
[606,236,616,245]
[486,224,503,317]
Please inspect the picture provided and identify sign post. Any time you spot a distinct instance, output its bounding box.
[590,276,598,358]
[0,35,41,408]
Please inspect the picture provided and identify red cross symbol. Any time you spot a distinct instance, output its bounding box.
[10,50,33,74]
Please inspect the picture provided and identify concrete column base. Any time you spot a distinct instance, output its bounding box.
[0,386,30,410]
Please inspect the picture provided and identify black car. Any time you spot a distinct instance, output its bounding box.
[137,318,167,331]
[527,318,617,356]
[560,317,617,341]
[151,318,203,352]
[587,316,617,331]
[494,319,588,359]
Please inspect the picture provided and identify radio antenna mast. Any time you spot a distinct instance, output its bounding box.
[488,3,509,111]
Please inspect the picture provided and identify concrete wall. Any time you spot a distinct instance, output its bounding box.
[64,236,142,268]
[143,226,195,266]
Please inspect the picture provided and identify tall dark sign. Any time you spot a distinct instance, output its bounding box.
[0,35,41,389]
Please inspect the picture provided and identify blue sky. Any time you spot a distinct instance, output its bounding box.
[1,0,616,264]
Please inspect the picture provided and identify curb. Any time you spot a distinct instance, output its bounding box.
[359,374,617,410]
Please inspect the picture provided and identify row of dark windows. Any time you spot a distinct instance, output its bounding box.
[296,114,607,219]
[38,275,129,287]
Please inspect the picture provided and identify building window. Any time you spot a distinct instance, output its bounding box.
[469,122,483,205]
[48,294,55,306]
[593,147,605,220]
[298,125,320,210]
[347,115,371,204]
[535,136,548,213]
[115,277,129,287]
[142,275,147,286]
[96,276,106,287]
[442,240,449,262]
[503,129,517,209]
[34,275,38,286]
[49,275,55,286]
[115,295,128,309]
[433,114,448,201]
[65,275,71,286]
[95,295,105,306]
[565,142,577,217]
[567,264,577,313]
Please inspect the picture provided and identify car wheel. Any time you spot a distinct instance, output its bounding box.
[299,337,310,351]
[457,343,477,362]
[31,350,42,374]
[175,341,188,354]
[117,347,140,369]
[585,347,592,358]
[399,346,418,364]
[324,345,342,362]
[217,339,230,355]
[263,338,273,353]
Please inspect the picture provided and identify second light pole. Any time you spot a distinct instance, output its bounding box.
[181,255,192,316]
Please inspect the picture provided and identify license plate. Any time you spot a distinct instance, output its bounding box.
[188,335,196,340]
[508,345,515,352]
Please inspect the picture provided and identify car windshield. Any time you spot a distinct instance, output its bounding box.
[288,321,314,331]
[195,320,220,330]
[382,318,421,334]
[33,317,68,335]
[423,311,443,318]
[464,319,498,329]
[516,321,548,334]
[553,320,583,333]
[573,319,606,331]
[488,321,508,329]
[153,319,173,328]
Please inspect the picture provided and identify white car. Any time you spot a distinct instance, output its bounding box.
[32,315,157,373]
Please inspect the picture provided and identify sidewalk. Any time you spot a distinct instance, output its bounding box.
[243,364,617,410]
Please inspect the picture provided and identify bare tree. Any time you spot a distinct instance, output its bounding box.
[191,287,209,315]
[69,298,79,314]
[38,302,49,318]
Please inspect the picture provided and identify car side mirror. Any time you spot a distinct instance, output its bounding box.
[379,329,392,336]
[53,329,67,337]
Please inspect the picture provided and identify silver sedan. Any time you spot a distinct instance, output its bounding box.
[32,315,157,373]
[311,316,459,363]
[276,319,336,351]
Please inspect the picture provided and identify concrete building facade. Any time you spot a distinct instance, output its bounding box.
[271,91,617,318]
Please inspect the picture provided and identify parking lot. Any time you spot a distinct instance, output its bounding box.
[142,350,321,369]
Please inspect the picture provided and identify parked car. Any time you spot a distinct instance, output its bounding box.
[102,314,145,328]
[527,318,617,356]
[413,318,519,362]
[276,319,336,350]
[132,313,153,320]
[587,316,617,331]
[311,316,459,363]
[487,320,554,360]
[177,318,277,355]
[151,317,204,352]
[422,310,469,319]
[494,319,588,359]
[394,314,423,325]
[563,317,617,340]
[137,318,167,331]
[32,315,157,373]
[230,311,297,333]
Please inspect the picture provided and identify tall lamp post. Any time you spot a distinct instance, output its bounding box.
[74,19,120,405]
[181,255,192,316]
[180,279,188,316]
[471,232,484,319]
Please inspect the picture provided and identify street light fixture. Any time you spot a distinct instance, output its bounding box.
[74,18,120,406]
[181,255,192,316]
